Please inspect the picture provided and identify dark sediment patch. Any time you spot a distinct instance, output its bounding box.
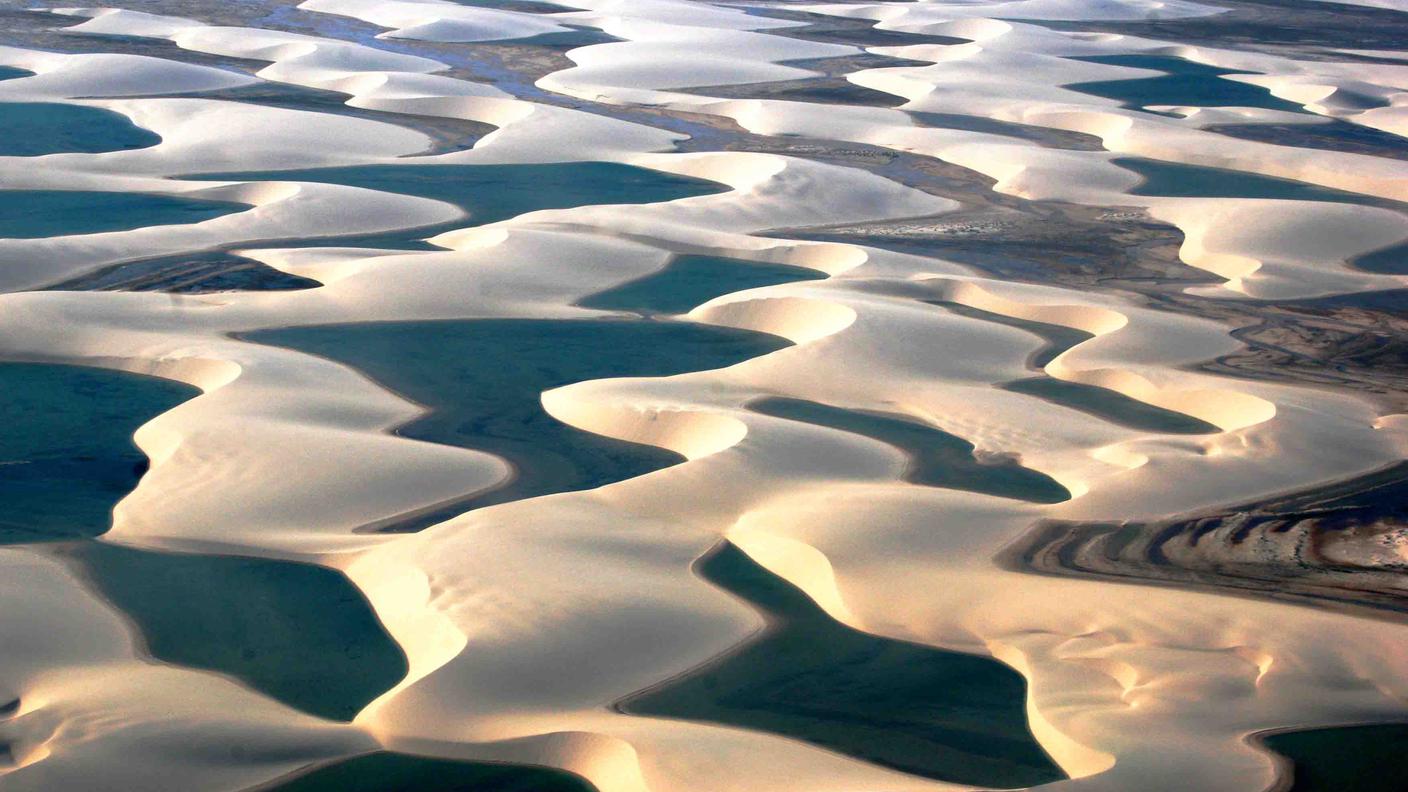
[1151,287,1408,412]
[1260,723,1408,792]
[56,542,408,722]
[1067,54,1306,114]
[619,541,1066,789]
[999,461,1408,619]
[193,162,728,226]
[46,249,320,293]
[257,751,597,792]
[1117,157,1394,209]
[0,101,160,156]
[751,397,1071,503]
[0,190,252,240]
[0,362,197,544]
[909,111,1107,151]
[246,319,790,527]
[578,254,825,316]
[2,13,264,74]
[1210,119,1408,162]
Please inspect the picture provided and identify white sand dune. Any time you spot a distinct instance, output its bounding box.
[298,0,574,42]
[3,1,1408,791]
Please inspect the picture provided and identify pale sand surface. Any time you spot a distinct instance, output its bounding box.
[1,0,1407,790]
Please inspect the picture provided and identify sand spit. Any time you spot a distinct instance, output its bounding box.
[2,0,1408,790]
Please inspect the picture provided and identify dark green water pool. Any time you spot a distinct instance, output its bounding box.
[620,542,1066,789]
[1117,157,1389,208]
[1069,54,1306,114]
[195,162,727,227]
[0,362,197,543]
[751,397,1071,503]
[0,190,251,240]
[491,27,620,48]
[578,254,825,316]
[1001,377,1219,434]
[927,301,1218,435]
[260,751,596,792]
[0,102,161,156]
[0,361,405,721]
[247,319,790,525]
[1262,723,1408,792]
[1352,239,1408,275]
[909,111,1105,150]
[60,542,408,722]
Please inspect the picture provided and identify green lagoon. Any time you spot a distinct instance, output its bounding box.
[579,254,824,316]
[248,319,790,524]
[196,162,727,227]
[621,542,1066,789]
[0,361,405,722]
[0,102,160,156]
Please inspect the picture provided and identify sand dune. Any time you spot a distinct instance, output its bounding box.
[3,0,1407,790]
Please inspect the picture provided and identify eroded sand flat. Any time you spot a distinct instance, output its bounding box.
[1,0,1407,790]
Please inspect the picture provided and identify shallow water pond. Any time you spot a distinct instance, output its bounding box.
[0,189,250,239]
[752,397,1072,503]
[926,300,1217,435]
[621,542,1067,789]
[1117,157,1389,208]
[262,751,596,792]
[61,542,408,722]
[0,102,161,156]
[1069,54,1306,114]
[578,254,824,316]
[0,361,405,721]
[248,319,790,524]
[0,362,197,543]
[1262,723,1408,792]
[196,162,727,227]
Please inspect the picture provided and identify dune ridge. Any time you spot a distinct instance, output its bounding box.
[1,0,1407,790]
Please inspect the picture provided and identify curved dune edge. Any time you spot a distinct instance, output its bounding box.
[417,0,1408,301]
[1,1,1407,790]
[0,548,374,791]
[985,640,1119,779]
[692,296,859,346]
[926,277,1277,432]
[5,243,1400,788]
